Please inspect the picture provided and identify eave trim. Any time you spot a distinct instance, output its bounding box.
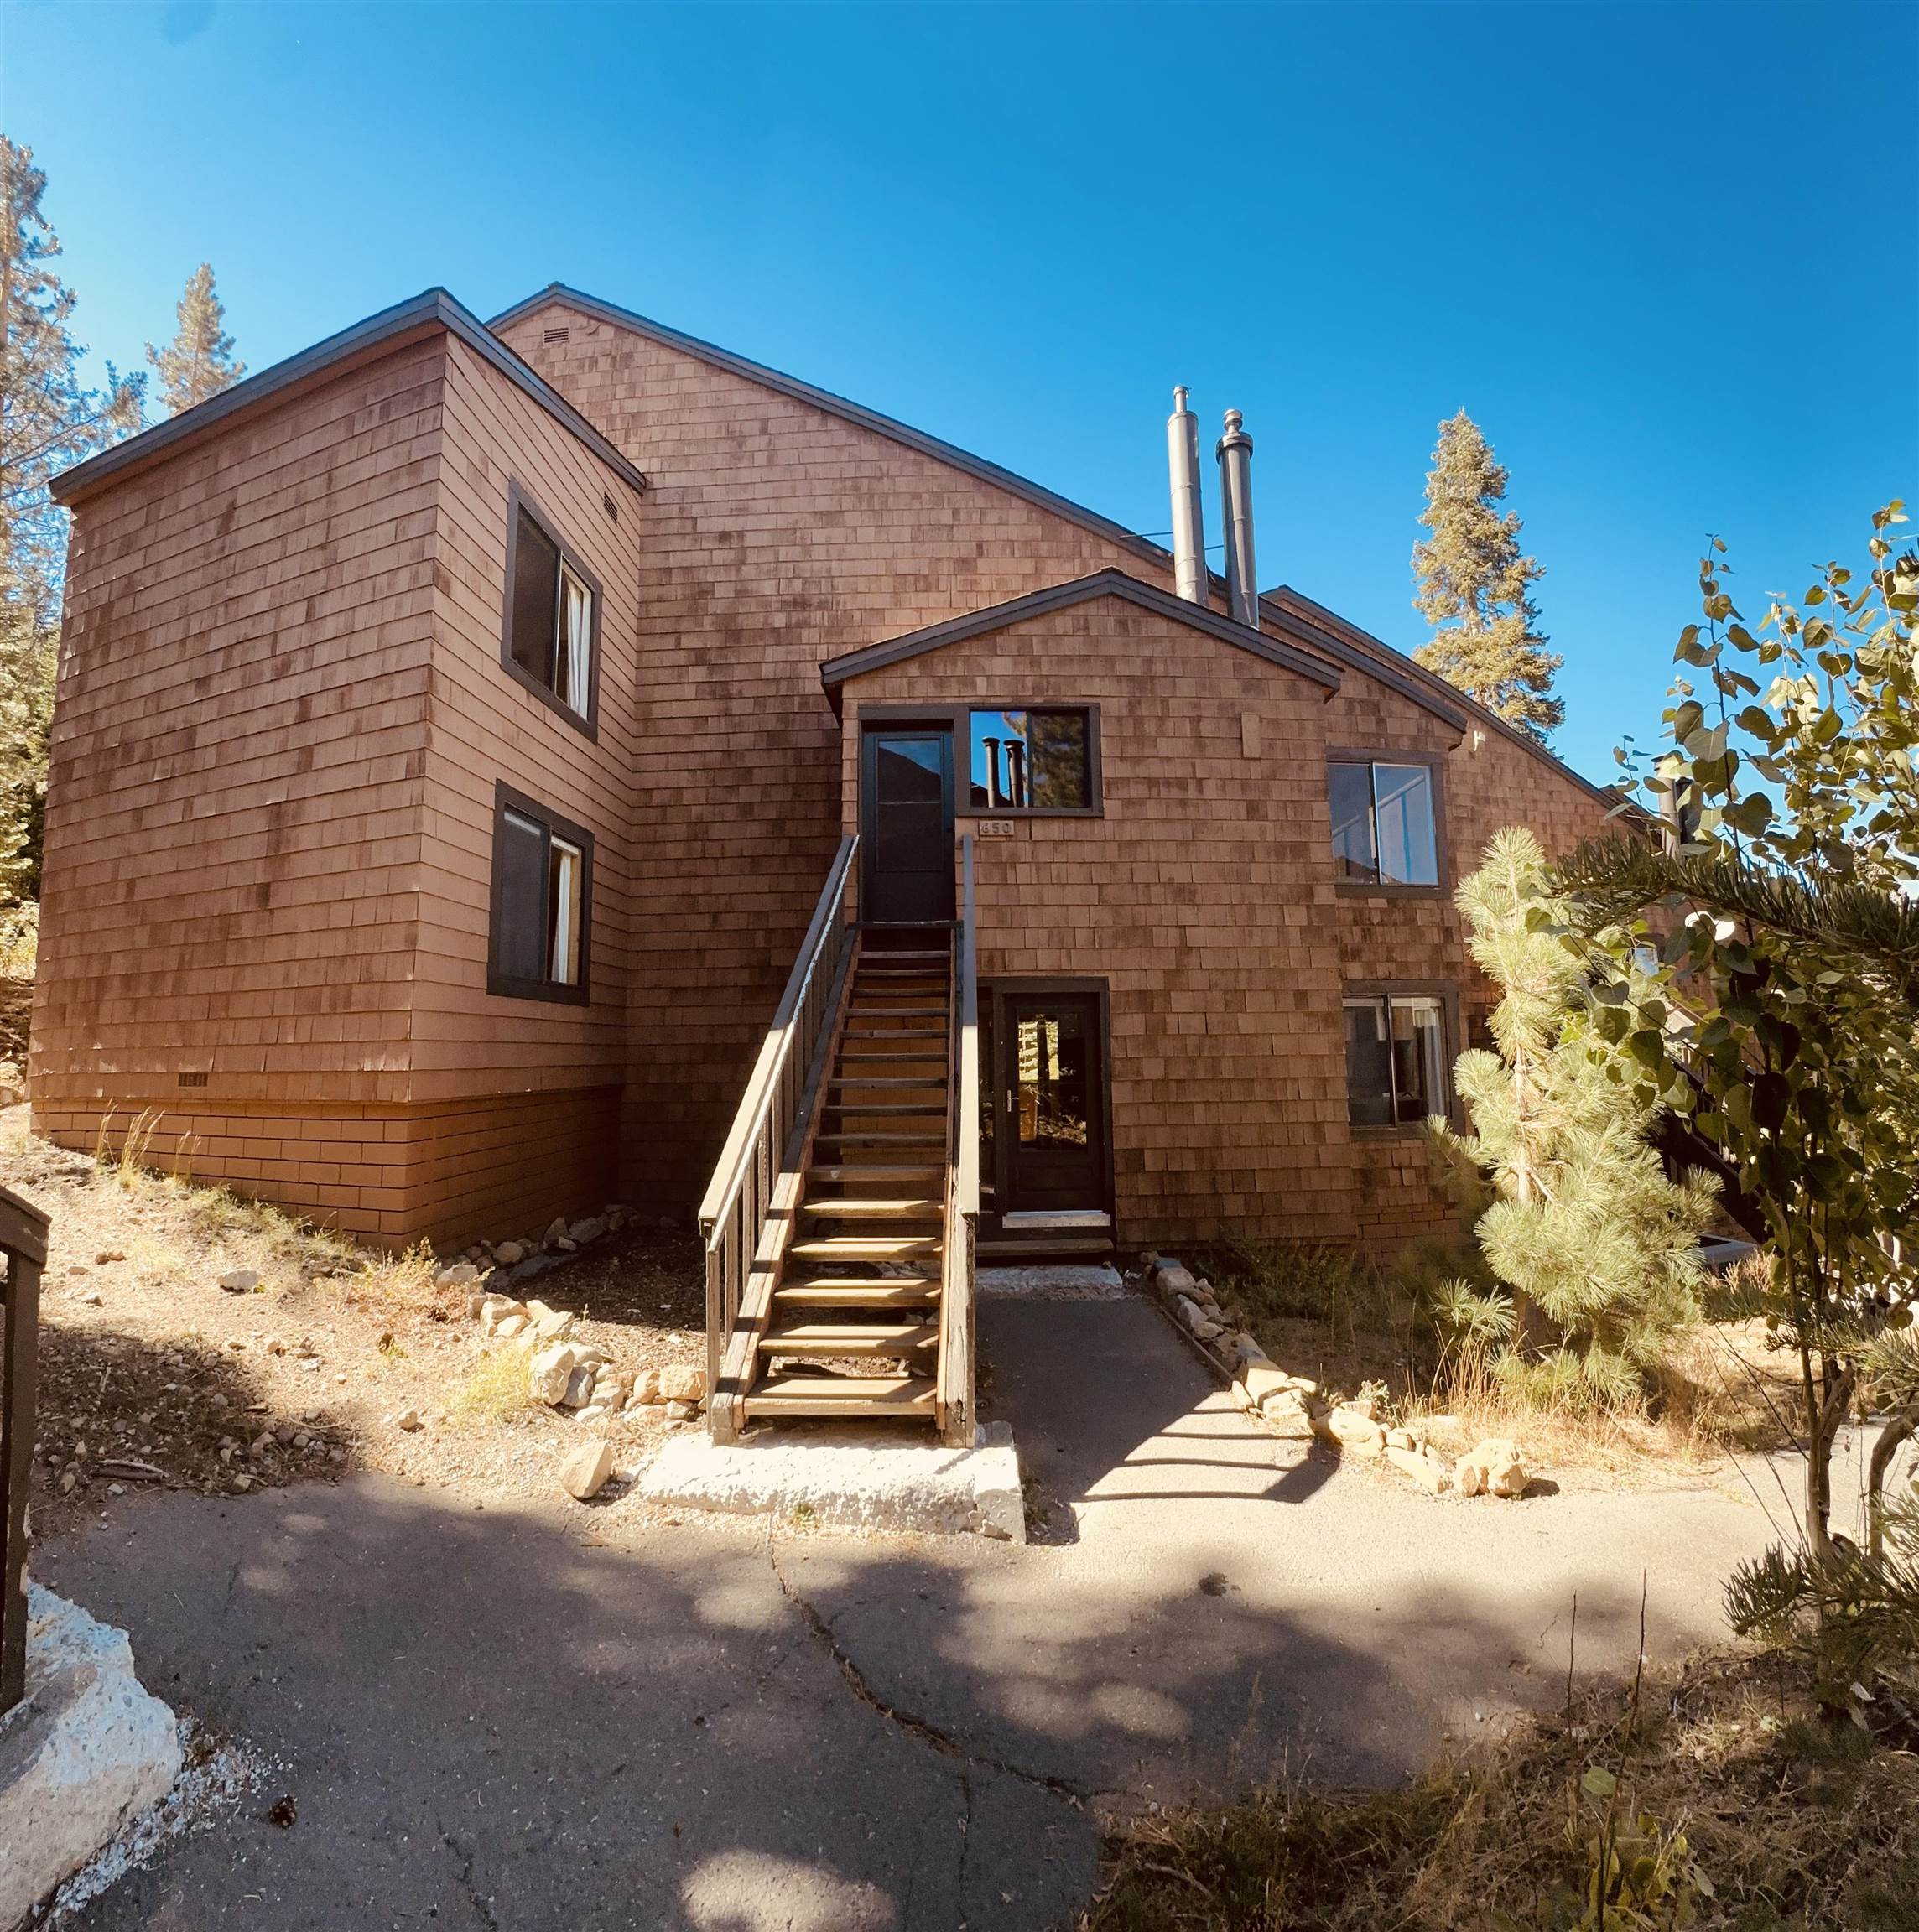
[819,569,1344,699]
[50,287,650,506]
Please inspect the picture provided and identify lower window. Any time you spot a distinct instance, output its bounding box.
[1344,991,1448,1128]
[488,785,591,1002]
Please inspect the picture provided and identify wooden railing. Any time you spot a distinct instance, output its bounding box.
[937,836,980,1446]
[699,835,859,1431]
[2,1184,47,1715]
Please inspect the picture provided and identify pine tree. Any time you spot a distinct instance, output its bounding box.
[1426,828,1715,1405]
[146,262,244,416]
[1412,412,1564,743]
[1,137,143,903]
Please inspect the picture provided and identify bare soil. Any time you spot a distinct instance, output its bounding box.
[3,1104,710,1540]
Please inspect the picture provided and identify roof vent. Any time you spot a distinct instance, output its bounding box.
[1216,409,1257,629]
[543,325,570,345]
[1166,387,1207,607]
[602,492,618,522]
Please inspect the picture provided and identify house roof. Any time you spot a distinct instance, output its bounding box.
[1260,585,1625,811]
[490,283,1171,570]
[49,287,650,508]
[819,569,1344,707]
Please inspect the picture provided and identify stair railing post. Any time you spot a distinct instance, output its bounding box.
[2,1185,49,1717]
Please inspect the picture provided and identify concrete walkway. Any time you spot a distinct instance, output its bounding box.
[34,1294,1780,1930]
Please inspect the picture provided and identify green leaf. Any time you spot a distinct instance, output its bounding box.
[1581,1765,1618,1799]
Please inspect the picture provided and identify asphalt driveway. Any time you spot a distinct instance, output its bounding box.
[34,1293,1779,1930]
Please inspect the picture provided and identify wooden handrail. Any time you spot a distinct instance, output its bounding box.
[698,835,858,1415]
[938,837,980,1444]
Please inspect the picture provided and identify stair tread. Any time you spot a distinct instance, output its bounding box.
[763,1322,939,1352]
[809,1163,944,1180]
[802,1197,941,1216]
[814,1131,946,1145]
[746,1374,938,1415]
[789,1235,942,1259]
[824,1104,947,1116]
[774,1281,940,1306]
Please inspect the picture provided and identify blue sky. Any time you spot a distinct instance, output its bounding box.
[8,0,1914,785]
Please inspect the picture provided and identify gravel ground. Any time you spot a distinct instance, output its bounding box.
[3,1105,712,1540]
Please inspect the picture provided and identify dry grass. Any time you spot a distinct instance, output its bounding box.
[1083,1648,1919,1930]
[445,1344,535,1429]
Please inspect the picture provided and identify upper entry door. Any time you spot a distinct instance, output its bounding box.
[861,729,955,925]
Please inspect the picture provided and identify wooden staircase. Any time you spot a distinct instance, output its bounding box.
[699,833,979,1445]
[744,933,953,1421]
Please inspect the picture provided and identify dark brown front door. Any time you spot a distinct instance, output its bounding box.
[1001,991,1107,1212]
[861,729,955,925]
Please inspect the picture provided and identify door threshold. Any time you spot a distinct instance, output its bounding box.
[1000,1209,1111,1231]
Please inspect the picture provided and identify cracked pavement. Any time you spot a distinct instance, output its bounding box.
[33,1295,1777,1929]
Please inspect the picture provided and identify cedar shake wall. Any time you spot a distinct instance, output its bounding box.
[400,337,647,1235]
[838,597,1358,1249]
[29,331,642,1244]
[32,340,445,1133]
[1321,671,1619,1251]
[494,300,1173,1213]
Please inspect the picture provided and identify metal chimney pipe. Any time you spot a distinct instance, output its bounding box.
[1166,386,1207,605]
[1216,408,1257,628]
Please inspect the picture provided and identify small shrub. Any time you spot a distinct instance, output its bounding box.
[0,899,36,979]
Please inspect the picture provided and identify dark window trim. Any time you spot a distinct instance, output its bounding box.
[486,780,595,1005]
[1341,979,1461,1138]
[499,480,604,741]
[850,700,1103,818]
[980,976,1116,1233]
[1328,747,1449,897]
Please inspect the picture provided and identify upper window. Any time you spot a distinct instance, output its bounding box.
[1343,991,1448,1128]
[967,707,1095,812]
[489,786,590,1004]
[1329,759,1439,886]
[502,488,598,729]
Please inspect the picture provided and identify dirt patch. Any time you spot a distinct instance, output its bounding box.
[3,1107,710,1538]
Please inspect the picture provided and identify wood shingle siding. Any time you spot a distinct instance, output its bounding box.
[33,283,1624,1256]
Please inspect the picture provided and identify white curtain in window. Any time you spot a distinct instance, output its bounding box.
[549,839,582,984]
[560,572,592,716]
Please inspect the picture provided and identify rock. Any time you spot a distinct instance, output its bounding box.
[543,1217,569,1249]
[1154,1261,1199,1300]
[554,1236,578,1254]
[0,1586,185,1926]
[1227,1332,1270,1368]
[1386,1443,1450,1493]
[264,1336,286,1355]
[528,1343,582,1405]
[658,1363,707,1404]
[1189,1315,1225,1343]
[1456,1437,1528,1499]
[493,1240,525,1267]
[1386,1426,1416,1452]
[95,1249,125,1265]
[523,1301,575,1344]
[560,1440,613,1501]
[1260,1391,1318,1441]
[478,1295,523,1335]
[664,1399,697,1421]
[434,1261,480,1291]
[606,1207,629,1233]
[577,1405,616,1428]
[218,1268,260,1295]
[1239,1363,1297,1407]
[627,1368,663,1407]
[1319,1405,1386,1457]
[1172,1293,1206,1332]
[560,1365,598,1409]
[273,1422,297,1446]
[569,1216,606,1245]
[81,1291,103,1306]
[491,1312,529,1341]
[394,1408,423,1432]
